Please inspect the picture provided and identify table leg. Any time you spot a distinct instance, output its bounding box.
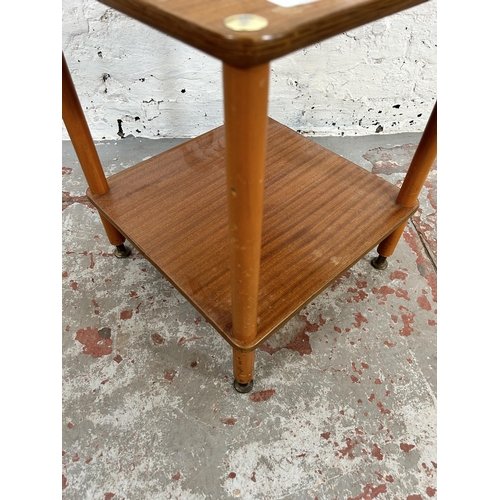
[62,53,130,257]
[223,62,270,392]
[372,103,437,269]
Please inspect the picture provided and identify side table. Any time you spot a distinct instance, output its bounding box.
[62,0,437,393]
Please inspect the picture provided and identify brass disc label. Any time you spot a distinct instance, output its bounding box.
[223,14,269,32]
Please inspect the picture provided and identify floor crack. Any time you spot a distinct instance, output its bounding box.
[410,217,437,271]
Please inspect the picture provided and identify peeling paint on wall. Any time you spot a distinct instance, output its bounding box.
[62,0,436,139]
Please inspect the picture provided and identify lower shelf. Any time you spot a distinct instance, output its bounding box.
[88,118,417,350]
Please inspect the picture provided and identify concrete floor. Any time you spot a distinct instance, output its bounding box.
[62,130,437,499]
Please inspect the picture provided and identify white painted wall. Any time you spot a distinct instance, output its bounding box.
[62,0,436,140]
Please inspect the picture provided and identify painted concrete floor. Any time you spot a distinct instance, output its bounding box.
[62,130,437,500]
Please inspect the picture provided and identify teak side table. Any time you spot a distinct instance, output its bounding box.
[62,0,437,393]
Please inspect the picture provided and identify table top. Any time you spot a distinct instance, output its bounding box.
[98,0,428,67]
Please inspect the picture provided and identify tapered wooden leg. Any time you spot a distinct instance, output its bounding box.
[223,62,270,390]
[100,216,131,257]
[233,350,255,392]
[372,103,437,268]
[62,53,129,253]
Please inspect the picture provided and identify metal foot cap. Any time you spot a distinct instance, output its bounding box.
[371,255,388,270]
[114,244,131,258]
[233,379,254,393]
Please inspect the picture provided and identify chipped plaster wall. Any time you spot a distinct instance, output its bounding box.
[62,0,436,140]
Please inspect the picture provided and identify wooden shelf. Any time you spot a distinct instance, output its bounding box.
[87,119,417,350]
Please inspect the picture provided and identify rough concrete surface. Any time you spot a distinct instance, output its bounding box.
[62,132,437,499]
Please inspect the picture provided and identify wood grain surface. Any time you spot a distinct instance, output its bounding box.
[87,119,417,350]
[87,119,417,351]
[97,0,428,67]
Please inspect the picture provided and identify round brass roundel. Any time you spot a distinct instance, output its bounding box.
[223,14,269,32]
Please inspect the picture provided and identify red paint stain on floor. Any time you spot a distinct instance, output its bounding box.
[171,472,180,481]
[164,368,177,381]
[371,444,383,460]
[250,389,275,402]
[260,315,314,355]
[399,306,415,337]
[62,475,68,490]
[426,273,437,304]
[375,472,393,482]
[228,472,236,479]
[426,487,436,497]
[390,270,408,281]
[75,327,112,358]
[403,229,437,304]
[178,336,202,346]
[402,227,422,257]
[371,286,395,302]
[338,438,359,459]
[62,166,73,175]
[221,417,237,425]
[417,294,432,310]
[422,462,436,477]
[151,333,166,345]
[347,483,387,500]
[352,362,363,375]
[290,316,319,354]
[120,310,133,320]
[347,287,369,303]
[353,312,368,328]
[424,177,437,209]
[395,288,410,301]
[321,432,331,440]
[400,443,416,452]
[104,494,115,500]
[377,402,391,415]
